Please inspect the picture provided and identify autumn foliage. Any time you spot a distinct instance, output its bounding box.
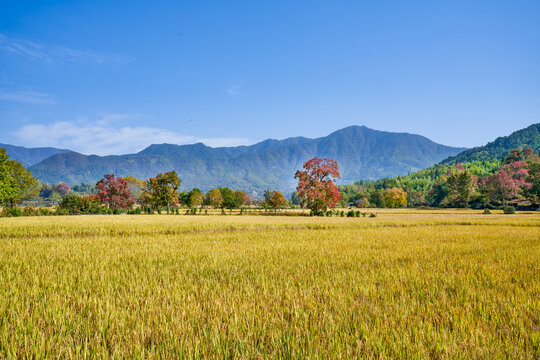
[294,157,341,213]
[264,190,288,210]
[96,174,135,210]
[384,187,407,208]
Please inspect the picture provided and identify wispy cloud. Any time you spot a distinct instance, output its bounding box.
[12,114,250,155]
[0,90,56,104]
[0,33,132,64]
[226,83,243,96]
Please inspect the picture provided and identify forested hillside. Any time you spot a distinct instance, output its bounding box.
[26,126,464,193]
[440,123,540,165]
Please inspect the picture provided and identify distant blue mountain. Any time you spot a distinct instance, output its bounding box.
[0,143,70,167]
[24,126,465,193]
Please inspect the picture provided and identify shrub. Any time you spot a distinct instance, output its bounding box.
[370,213,377,218]
[2,207,23,217]
[22,206,38,216]
[55,208,69,216]
[39,208,54,216]
[59,194,83,214]
[483,209,491,214]
[502,206,516,214]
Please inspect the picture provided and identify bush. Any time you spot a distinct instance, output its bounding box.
[502,206,516,214]
[370,213,377,218]
[483,209,491,214]
[1,207,23,217]
[346,210,354,217]
[59,194,82,214]
[39,208,54,216]
[55,208,69,216]
[22,206,38,216]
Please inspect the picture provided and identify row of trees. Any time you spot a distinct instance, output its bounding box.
[42,171,293,215]
[3,144,538,215]
[1,149,342,216]
[338,147,540,209]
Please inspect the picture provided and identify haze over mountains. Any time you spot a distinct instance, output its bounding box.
[3,126,466,193]
[3,123,540,193]
[0,143,70,168]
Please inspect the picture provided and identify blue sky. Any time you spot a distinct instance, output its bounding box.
[0,0,539,155]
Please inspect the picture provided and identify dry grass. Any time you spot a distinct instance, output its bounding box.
[0,211,539,359]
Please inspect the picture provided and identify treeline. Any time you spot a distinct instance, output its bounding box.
[1,151,292,216]
[337,147,540,210]
[2,146,539,217]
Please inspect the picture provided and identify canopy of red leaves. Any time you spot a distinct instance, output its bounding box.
[294,157,341,212]
[96,174,134,210]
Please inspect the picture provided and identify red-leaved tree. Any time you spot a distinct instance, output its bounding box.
[485,161,532,206]
[294,157,341,213]
[96,174,135,210]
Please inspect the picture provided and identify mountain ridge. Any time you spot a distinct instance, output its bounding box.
[20,125,465,193]
[0,143,70,167]
[439,123,540,165]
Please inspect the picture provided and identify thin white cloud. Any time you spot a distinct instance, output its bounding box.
[0,33,132,64]
[0,91,56,104]
[12,114,250,155]
[226,84,243,96]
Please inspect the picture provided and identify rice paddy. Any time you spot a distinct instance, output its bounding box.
[0,210,539,358]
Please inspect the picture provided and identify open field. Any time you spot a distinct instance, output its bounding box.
[0,211,539,358]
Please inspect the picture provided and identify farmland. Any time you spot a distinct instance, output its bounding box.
[0,210,539,358]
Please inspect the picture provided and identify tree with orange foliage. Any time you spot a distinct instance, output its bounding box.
[294,157,341,213]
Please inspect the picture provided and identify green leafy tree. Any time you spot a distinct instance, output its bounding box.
[290,191,301,206]
[141,171,181,212]
[219,187,241,210]
[524,161,540,205]
[187,188,203,208]
[0,150,39,207]
[0,149,15,205]
[370,190,385,208]
[445,167,478,207]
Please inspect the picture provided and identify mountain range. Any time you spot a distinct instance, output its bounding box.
[0,143,70,168]
[3,126,467,193]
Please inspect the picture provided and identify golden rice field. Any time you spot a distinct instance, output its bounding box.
[0,210,539,359]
